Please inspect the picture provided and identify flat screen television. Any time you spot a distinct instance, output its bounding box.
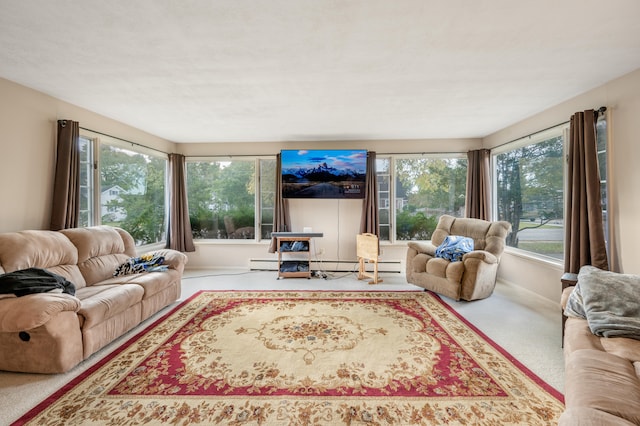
[281,149,367,199]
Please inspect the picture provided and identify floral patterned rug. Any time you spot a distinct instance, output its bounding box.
[15,291,564,425]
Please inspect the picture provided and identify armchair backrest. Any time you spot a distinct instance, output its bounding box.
[431,215,512,259]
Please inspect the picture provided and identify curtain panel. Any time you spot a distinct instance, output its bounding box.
[268,153,291,253]
[564,109,609,274]
[360,151,379,235]
[50,120,80,230]
[465,149,491,220]
[166,153,195,252]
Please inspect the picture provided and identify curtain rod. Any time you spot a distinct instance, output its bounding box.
[186,151,467,159]
[377,151,465,156]
[83,105,606,158]
[79,127,168,155]
[186,153,274,158]
[489,106,606,151]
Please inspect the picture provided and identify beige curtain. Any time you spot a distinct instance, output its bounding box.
[268,153,291,253]
[564,110,608,273]
[360,151,379,235]
[465,149,491,220]
[50,120,80,230]
[166,153,195,252]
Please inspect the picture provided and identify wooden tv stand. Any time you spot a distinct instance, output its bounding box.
[272,232,323,279]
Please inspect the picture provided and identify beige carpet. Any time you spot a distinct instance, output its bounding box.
[14,290,564,425]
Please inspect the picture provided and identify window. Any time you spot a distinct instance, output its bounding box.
[78,136,94,227]
[99,144,167,245]
[596,113,609,253]
[187,159,261,240]
[393,155,467,241]
[79,131,168,246]
[259,158,276,239]
[376,157,391,241]
[493,125,567,259]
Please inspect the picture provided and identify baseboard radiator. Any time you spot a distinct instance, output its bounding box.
[249,258,403,274]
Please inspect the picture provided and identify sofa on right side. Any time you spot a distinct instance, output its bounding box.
[560,266,640,425]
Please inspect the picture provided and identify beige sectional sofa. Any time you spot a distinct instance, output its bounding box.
[0,226,187,374]
[560,267,640,425]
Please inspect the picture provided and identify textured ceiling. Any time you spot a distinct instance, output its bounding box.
[1,0,639,143]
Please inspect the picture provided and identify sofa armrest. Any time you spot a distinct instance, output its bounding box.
[407,241,436,256]
[141,249,188,274]
[0,293,81,332]
[462,250,498,264]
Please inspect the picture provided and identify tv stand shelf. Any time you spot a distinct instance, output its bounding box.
[272,232,323,280]
[276,236,311,279]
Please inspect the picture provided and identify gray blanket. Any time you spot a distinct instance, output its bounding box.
[564,265,640,340]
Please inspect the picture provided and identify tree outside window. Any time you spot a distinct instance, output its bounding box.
[99,144,167,245]
[394,156,467,240]
[187,160,257,239]
[494,128,565,259]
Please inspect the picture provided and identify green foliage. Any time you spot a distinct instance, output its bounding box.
[100,145,166,245]
[496,136,564,248]
[395,157,467,240]
[396,211,438,240]
[187,160,257,238]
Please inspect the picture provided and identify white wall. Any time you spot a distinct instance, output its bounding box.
[484,68,640,302]
[0,77,175,233]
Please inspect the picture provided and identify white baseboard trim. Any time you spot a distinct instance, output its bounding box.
[249,258,403,273]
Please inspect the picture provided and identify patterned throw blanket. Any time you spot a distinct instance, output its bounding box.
[564,265,640,340]
[435,235,474,262]
[114,254,166,277]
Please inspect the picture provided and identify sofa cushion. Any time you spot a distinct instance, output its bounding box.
[600,336,640,363]
[559,407,638,426]
[76,284,144,329]
[0,293,81,332]
[0,230,86,288]
[564,349,640,424]
[99,270,181,300]
[563,317,605,358]
[426,257,464,282]
[61,227,135,286]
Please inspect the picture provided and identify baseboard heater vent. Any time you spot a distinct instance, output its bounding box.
[249,258,403,274]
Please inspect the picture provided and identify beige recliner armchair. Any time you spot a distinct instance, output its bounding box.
[406,215,512,301]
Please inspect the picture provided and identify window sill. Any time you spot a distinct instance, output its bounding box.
[194,239,270,245]
[503,247,563,269]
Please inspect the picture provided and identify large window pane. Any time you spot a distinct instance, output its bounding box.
[187,160,256,239]
[394,157,467,240]
[596,113,608,253]
[376,157,391,241]
[259,159,276,239]
[494,130,564,258]
[99,144,166,245]
[78,136,94,227]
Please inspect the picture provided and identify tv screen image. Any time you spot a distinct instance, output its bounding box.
[281,149,367,199]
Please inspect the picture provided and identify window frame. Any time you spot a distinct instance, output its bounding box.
[79,130,169,249]
[377,152,468,244]
[490,123,569,262]
[186,156,276,244]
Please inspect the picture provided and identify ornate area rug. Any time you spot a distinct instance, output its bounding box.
[15,291,564,425]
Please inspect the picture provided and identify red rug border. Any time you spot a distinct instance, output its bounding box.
[13,289,563,425]
[425,291,565,403]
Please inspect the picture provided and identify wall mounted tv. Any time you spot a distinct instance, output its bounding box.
[281,149,367,199]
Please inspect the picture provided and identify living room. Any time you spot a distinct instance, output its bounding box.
[1,1,640,424]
